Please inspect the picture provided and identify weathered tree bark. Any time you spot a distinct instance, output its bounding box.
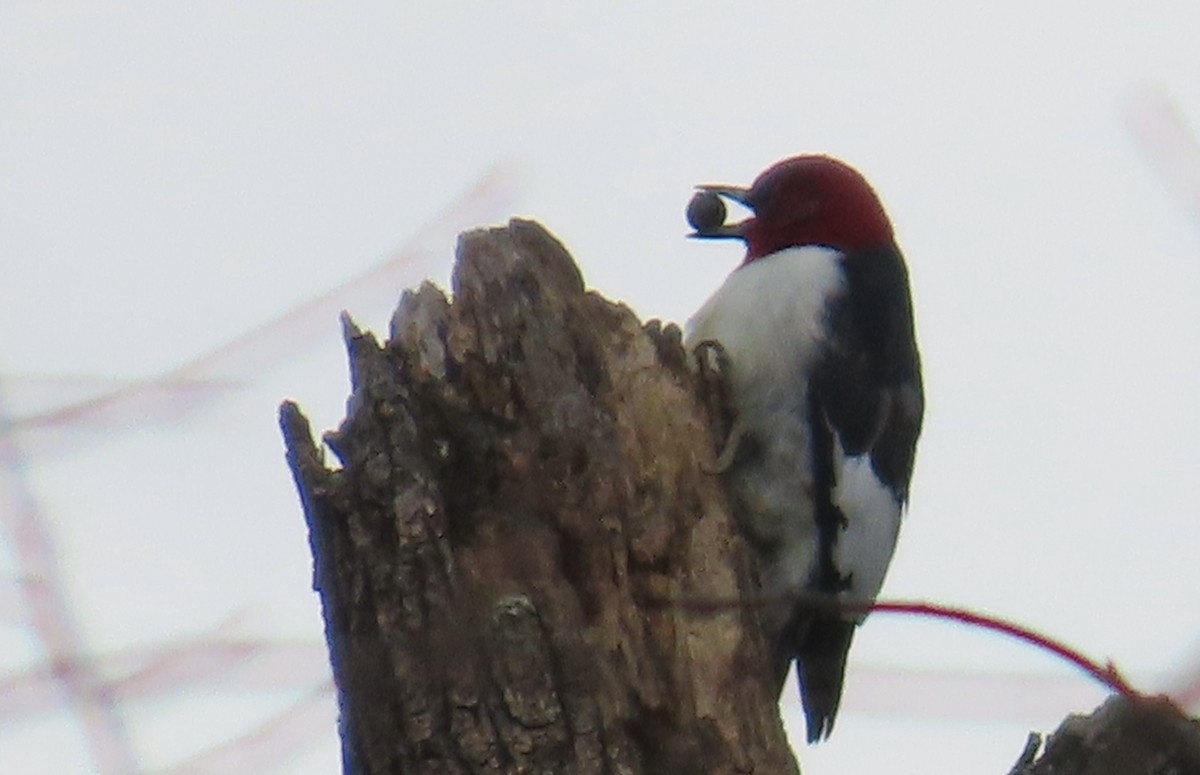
[280,219,797,775]
[1008,695,1200,775]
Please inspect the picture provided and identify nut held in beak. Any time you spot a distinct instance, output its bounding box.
[686,190,728,234]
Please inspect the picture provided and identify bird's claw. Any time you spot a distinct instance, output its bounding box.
[705,419,746,474]
[693,339,742,472]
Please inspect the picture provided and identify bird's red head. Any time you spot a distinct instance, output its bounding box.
[690,155,895,261]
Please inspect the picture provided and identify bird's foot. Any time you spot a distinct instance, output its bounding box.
[693,339,742,472]
[705,419,746,474]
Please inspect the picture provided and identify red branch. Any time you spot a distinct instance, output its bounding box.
[859,599,1141,699]
[658,591,1143,699]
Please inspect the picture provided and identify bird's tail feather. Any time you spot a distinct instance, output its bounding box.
[793,617,856,743]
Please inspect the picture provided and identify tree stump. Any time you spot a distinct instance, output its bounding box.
[280,219,797,775]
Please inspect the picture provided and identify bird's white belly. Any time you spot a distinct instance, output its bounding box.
[685,245,901,609]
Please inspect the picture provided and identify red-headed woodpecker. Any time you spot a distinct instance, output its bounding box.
[685,155,923,743]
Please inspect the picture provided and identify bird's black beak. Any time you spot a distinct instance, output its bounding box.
[687,184,754,239]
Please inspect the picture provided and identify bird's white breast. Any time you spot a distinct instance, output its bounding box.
[685,245,901,609]
[686,246,845,410]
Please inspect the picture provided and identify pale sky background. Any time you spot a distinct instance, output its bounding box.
[2,3,1200,773]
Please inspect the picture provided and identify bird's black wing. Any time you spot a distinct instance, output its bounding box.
[790,243,924,742]
[816,243,923,496]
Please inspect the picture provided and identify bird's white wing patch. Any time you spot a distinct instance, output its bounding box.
[831,444,902,609]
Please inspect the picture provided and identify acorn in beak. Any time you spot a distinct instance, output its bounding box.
[686,185,753,239]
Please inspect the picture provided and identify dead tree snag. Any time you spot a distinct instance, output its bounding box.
[280,219,797,775]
